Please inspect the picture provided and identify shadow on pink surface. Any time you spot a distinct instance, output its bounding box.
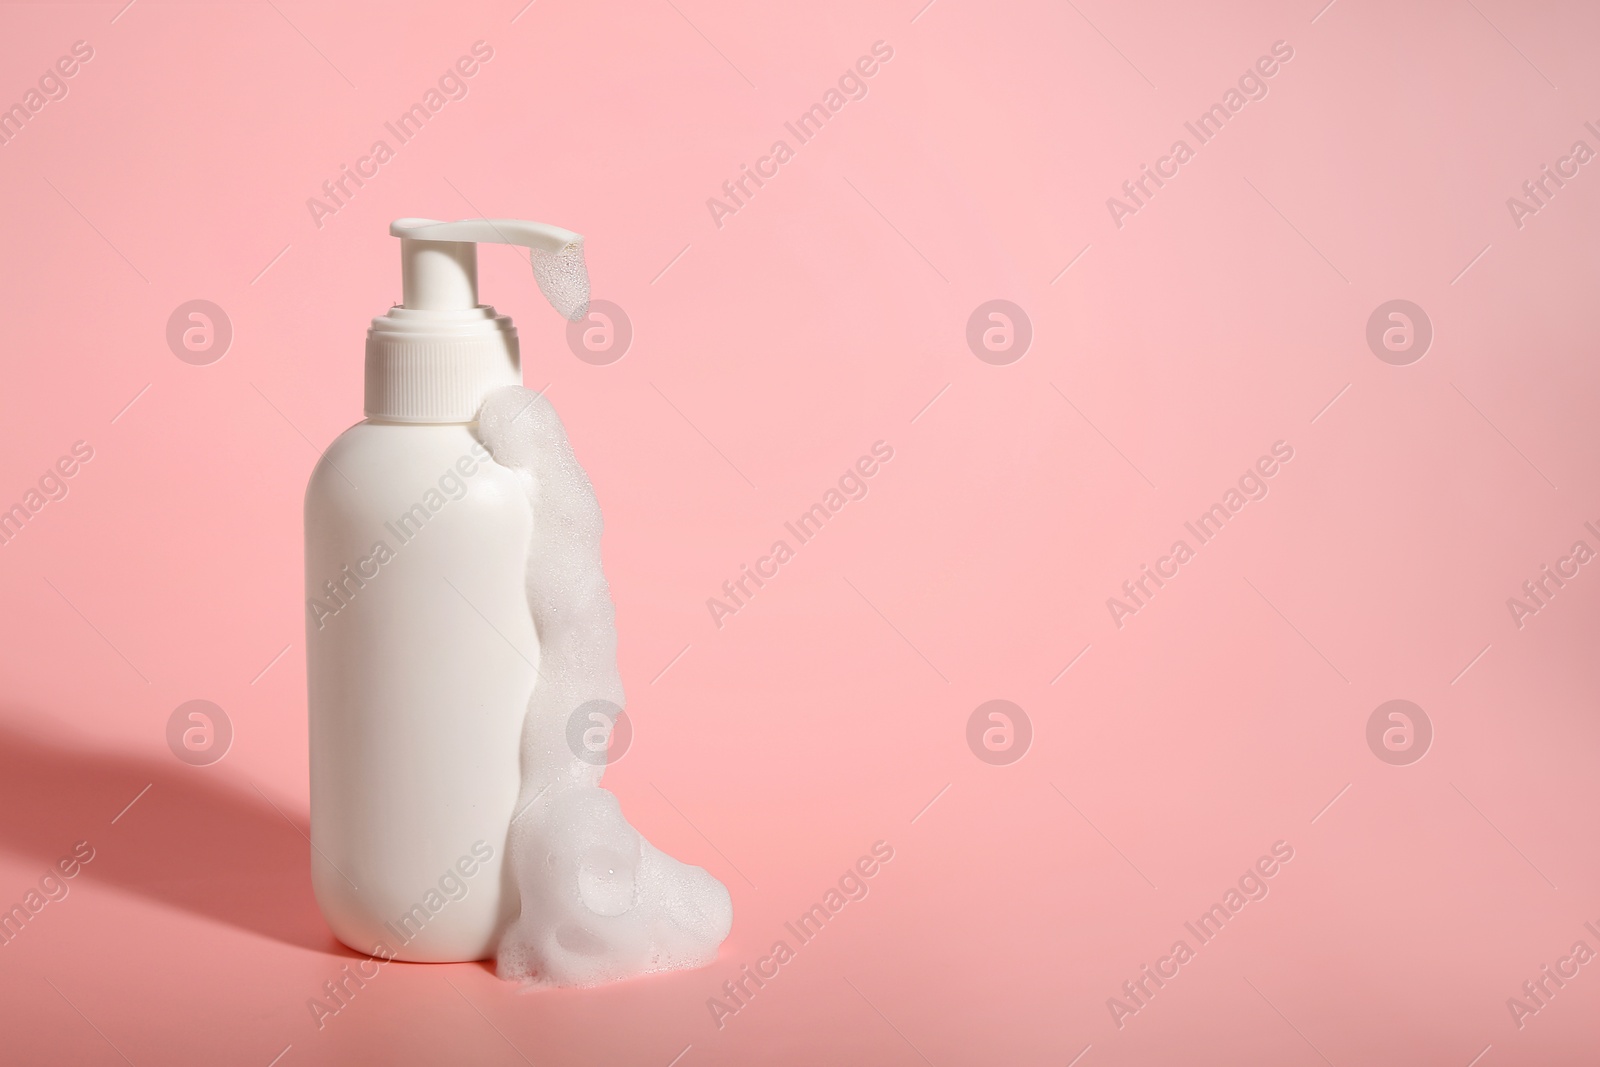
[0,716,336,954]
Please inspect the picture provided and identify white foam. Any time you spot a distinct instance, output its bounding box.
[530,242,591,322]
[479,386,732,986]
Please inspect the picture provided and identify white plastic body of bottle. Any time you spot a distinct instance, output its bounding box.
[305,419,536,963]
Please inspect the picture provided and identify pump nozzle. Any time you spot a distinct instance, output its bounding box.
[390,218,589,321]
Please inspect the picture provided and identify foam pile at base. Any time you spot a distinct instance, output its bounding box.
[479,386,732,986]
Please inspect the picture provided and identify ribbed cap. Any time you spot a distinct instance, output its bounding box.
[364,306,519,423]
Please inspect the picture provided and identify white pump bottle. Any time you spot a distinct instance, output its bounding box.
[305,218,586,962]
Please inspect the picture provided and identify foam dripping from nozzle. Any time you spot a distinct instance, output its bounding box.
[478,385,732,986]
[531,242,591,322]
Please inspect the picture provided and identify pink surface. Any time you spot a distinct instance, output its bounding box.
[2,0,1599,1064]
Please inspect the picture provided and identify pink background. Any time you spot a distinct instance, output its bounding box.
[2,0,1599,1063]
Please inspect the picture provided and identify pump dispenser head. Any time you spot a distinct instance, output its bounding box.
[390,218,589,321]
[365,217,589,424]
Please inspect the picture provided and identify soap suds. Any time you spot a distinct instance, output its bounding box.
[530,242,590,322]
[479,386,732,986]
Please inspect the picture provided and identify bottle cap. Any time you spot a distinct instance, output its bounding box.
[365,218,588,423]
